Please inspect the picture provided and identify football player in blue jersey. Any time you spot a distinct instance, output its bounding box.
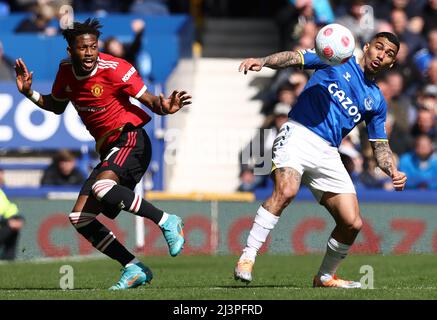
[234,32,407,288]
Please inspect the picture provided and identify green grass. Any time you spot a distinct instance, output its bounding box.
[1,254,437,299]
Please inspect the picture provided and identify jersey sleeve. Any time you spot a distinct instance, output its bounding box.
[297,48,330,70]
[51,65,69,102]
[115,61,147,99]
[366,99,388,142]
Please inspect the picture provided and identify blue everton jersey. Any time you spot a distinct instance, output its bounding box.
[289,49,388,147]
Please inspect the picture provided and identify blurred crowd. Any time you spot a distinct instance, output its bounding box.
[0,0,192,81]
[239,0,437,192]
[0,0,190,16]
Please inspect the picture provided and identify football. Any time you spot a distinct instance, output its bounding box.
[315,23,355,66]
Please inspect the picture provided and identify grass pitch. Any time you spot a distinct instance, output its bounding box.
[1,254,437,300]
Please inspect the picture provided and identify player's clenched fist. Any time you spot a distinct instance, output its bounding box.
[392,171,407,191]
[238,58,264,74]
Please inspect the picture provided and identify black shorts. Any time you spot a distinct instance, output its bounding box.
[80,126,152,196]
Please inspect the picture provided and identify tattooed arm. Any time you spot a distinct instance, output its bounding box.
[238,51,302,74]
[370,141,395,176]
[260,51,303,69]
[370,141,407,191]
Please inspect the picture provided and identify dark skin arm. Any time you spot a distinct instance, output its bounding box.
[239,51,303,74]
[137,90,192,115]
[16,58,191,116]
[370,141,407,191]
[15,58,68,114]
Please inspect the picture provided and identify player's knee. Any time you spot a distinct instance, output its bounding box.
[91,179,117,201]
[275,185,298,206]
[69,212,97,229]
[342,216,363,233]
[351,217,363,233]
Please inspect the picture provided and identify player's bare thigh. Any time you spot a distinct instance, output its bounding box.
[263,167,302,216]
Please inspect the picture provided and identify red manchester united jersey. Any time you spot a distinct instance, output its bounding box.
[51,52,151,153]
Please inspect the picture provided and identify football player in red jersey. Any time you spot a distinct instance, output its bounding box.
[15,18,191,290]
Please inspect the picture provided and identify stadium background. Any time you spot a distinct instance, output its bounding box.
[0,0,436,262]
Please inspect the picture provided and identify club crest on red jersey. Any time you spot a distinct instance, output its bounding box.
[91,83,104,97]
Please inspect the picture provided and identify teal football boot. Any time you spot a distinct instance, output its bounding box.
[109,262,153,290]
[160,214,185,257]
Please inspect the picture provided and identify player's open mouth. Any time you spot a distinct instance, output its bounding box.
[82,59,96,70]
[371,60,381,69]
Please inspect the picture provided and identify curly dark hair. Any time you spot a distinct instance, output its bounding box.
[62,18,103,47]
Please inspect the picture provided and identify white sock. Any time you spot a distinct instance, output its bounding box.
[158,212,169,226]
[240,206,279,262]
[125,257,140,267]
[317,237,350,280]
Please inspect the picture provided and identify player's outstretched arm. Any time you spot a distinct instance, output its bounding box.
[239,51,302,74]
[138,90,192,115]
[15,58,68,115]
[370,141,407,191]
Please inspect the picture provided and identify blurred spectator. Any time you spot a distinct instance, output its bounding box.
[427,59,437,85]
[129,0,169,15]
[263,70,308,115]
[0,169,24,260]
[384,70,416,130]
[421,0,437,36]
[14,4,58,36]
[277,82,297,106]
[0,0,9,16]
[390,8,426,56]
[275,0,317,51]
[0,41,15,81]
[414,28,437,75]
[339,136,363,181]
[410,107,437,143]
[385,113,414,156]
[74,0,129,13]
[40,149,85,186]
[377,78,408,131]
[392,42,423,96]
[350,0,427,39]
[416,84,437,116]
[336,0,374,46]
[103,19,149,78]
[399,134,437,189]
[359,157,393,190]
[238,103,290,192]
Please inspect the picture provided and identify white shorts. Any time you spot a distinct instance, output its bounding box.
[272,120,356,202]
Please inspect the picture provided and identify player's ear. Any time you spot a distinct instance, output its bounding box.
[363,43,369,53]
[67,47,72,57]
